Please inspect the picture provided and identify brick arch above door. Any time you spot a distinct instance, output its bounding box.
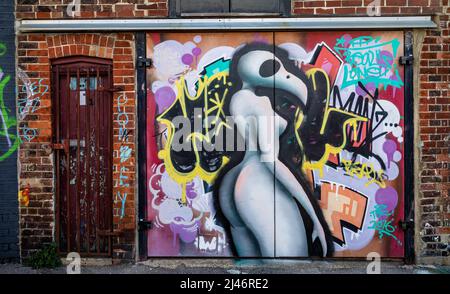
[46,34,118,60]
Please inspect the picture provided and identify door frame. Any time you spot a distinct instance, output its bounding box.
[51,55,114,256]
[136,30,416,262]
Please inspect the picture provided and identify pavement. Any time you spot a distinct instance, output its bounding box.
[0,259,450,274]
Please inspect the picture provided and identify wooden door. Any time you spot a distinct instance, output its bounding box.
[52,57,113,256]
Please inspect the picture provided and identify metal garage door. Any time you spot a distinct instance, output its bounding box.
[144,31,406,258]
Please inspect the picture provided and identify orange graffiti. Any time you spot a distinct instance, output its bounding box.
[319,182,367,245]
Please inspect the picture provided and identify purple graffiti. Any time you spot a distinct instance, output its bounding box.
[338,34,353,48]
[186,181,197,200]
[375,186,398,215]
[192,47,202,57]
[182,53,194,65]
[383,139,397,168]
[356,82,375,96]
[377,50,394,68]
[155,86,176,113]
[170,222,198,244]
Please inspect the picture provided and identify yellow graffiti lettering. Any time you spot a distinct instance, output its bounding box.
[157,71,231,203]
[297,68,368,176]
[341,159,386,187]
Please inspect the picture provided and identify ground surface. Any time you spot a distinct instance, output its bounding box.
[1,259,450,274]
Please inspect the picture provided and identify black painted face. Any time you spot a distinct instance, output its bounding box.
[259,59,281,78]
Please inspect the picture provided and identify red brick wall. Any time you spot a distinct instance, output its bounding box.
[292,0,442,16]
[17,33,136,259]
[16,0,168,19]
[417,9,450,260]
[15,0,442,19]
[17,33,53,257]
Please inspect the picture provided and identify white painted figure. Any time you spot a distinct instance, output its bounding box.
[219,48,328,257]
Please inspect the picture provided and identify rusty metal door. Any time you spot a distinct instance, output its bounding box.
[52,57,113,256]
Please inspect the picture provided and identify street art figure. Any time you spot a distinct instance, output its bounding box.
[219,44,330,257]
[146,32,405,258]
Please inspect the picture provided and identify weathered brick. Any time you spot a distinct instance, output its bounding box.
[16,0,169,19]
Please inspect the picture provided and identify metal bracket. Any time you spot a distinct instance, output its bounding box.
[399,219,414,231]
[51,139,69,154]
[51,143,65,150]
[138,219,152,231]
[104,86,125,92]
[137,56,153,68]
[97,229,123,237]
[399,55,414,65]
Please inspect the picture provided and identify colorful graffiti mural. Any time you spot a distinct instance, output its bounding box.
[146,32,405,257]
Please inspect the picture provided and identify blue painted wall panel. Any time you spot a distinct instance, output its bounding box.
[0,0,19,262]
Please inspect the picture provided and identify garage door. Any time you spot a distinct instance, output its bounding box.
[145,31,406,258]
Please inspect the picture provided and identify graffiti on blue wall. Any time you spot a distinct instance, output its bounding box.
[0,47,19,162]
[0,0,20,261]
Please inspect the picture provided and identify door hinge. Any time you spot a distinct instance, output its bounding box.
[137,56,153,68]
[138,219,152,231]
[399,219,414,231]
[399,55,414,65]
